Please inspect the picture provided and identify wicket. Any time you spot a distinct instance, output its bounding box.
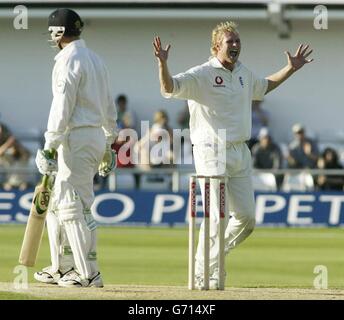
[188,175,226,290]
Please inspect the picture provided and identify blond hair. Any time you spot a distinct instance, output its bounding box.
[210,21,239,57]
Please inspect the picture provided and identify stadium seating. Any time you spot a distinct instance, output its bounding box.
[281,172,314,192]
[140,173,171,191]
[109,173,136,190]
[278,142,289,168]
[251,172,278,192]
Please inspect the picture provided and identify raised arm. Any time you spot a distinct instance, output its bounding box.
[153,36,173,94]
[0,135,15,157]
[265,44,313,94]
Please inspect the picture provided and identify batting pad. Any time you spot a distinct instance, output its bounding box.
[63,219,92,279]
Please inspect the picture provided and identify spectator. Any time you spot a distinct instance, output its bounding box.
[248,100,269,150]
[115,94,137,131]
[252,128,282,169]
[0,122,31,190]
[94,132,138,191]
[0,123,15,157]
[252,127,283,187]
[287,123,319,168]
[135,110,174,171]
[112,133,135,169]
[93,129,138,190]
[95,94,137,190]
[316,147,344,190]
[133,110,175,190]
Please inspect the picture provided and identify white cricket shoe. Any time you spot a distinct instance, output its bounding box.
[88,272,104,288]
[34,266,74,284]
[195,270,226,290]
[195,275,219,290]
[210,268,227,290]
[58,271,104,288]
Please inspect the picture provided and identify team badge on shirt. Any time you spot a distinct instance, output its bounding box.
[213,76,225,88]
[56,79,66,93]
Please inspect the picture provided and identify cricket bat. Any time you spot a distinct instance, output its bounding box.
[19,150,56,267]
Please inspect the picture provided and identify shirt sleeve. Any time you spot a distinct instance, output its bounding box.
[252,73,268,101]
[102,68,118,147]
[44,58,81,150]
[162,66,201,101]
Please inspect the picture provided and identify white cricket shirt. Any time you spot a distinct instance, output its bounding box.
[163,57,268,145]
[44,39,118,150]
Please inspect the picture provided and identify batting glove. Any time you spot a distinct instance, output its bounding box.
[35,149,58,175]
[98,147,117,177]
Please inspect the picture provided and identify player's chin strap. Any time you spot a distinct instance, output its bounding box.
[48,26,65,48]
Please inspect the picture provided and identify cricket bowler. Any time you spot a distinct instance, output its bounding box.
[34,8,118,287]
[153,21,313,289]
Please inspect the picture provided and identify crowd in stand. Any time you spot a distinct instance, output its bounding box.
[0,122,31,190]
[249,101,344,191]
[1,98,344,191]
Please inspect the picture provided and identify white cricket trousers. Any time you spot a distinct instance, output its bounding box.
[46,127,106,279]
[193,142,256,277]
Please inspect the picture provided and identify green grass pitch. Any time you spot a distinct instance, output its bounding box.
[1,225,344,291]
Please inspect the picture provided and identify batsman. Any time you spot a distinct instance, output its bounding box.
[154,21,313,289]
[34,8,117,287]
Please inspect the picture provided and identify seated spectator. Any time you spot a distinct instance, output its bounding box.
[112,134,135,169]
[112,132,139,188]
[287,123,319,169]
[0,122,15,157]
[133,110,175,190]
[252,127,283,187]
[115,94,137,131]
[116,94,137,130]
[316,147,344,191]
[94,94,137,190]
[134,110,174,171]
[248,100,269,150]
[94,132,137,190]
[0,122,31,190]
[252,128,282,169]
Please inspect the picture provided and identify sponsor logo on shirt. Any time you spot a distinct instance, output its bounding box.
[213,76,226,87]
[239,76,244,88]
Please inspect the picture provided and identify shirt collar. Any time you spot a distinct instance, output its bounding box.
[209,57,241,72]
[54,39,86,61]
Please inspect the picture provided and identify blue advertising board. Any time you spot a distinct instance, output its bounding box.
[0,189,344,226]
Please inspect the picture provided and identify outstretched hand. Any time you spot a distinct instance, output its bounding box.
[285,44,314,71]
[153,36,171,62]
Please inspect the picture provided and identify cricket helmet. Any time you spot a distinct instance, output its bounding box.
[48,8,84,47]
